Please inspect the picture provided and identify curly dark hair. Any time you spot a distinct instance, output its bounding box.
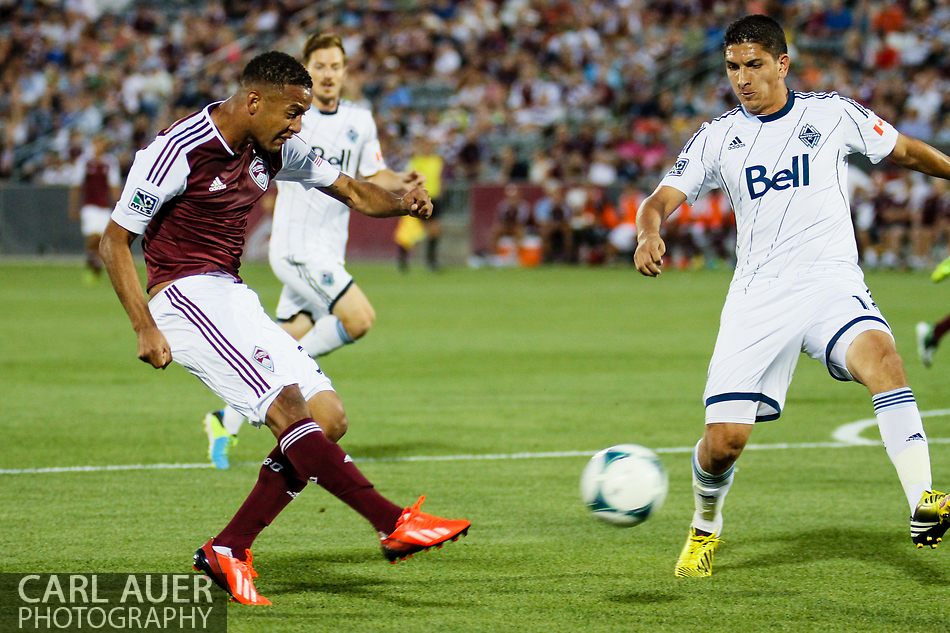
[723,15,788,59]
[240,51,313,90]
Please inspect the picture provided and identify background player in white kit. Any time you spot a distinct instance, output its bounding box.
[99,51,469,605]
[203,33,425,468]
[633,15,950,578]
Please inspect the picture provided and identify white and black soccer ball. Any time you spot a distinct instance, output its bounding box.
[580,444,668,527]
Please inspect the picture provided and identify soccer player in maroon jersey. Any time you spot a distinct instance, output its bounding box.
[916,313,950,367]
[69,135,120,284]
[98,51,469,606]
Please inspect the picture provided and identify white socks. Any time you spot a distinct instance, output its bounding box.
[873,387,932,513]
[299,316,353,357]
[691,440,735,536]
[220,405,245,436]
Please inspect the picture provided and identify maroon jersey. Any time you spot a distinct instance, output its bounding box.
[111,103,340,290]
[77,156,119,207]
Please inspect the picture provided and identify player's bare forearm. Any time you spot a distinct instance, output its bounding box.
[635,199,666,241]
[888,134,950,179]
[636,186,684,240]
[634,185,686,277]
[365,169,423,194]
[99,221,171,367]
[322,173,432,218]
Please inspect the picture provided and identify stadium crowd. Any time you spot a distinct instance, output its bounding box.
[2,0,948,268]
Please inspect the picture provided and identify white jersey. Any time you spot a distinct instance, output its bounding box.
[661,91,898,288]
[270,100,388,263]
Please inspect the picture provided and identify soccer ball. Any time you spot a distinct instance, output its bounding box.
[580,444,668,527]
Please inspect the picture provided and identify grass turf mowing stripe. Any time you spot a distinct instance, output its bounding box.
[2,407,947,476]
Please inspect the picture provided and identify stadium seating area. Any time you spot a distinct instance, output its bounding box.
[2,0,948,267]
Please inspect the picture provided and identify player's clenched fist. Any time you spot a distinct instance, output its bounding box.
[402,186,433,219]
[137,326,172,369]
[634,233,666,277]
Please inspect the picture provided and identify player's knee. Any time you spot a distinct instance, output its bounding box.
[320,405,349,443]
[341,308,375,340]
[848,330,907,390]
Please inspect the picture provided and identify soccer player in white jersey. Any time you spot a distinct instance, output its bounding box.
[99,51,469,605]
[203,33,424,468]
[633,15,950,577]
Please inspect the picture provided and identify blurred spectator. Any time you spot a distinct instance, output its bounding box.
[533,180,573,263]
[490,145,529,183]
[457,128,485,182]
[849,163,877,267]
[606,183,643,264]
[491,183,534,258]
[911,177,949,270]
[572,186,617,265]
[872,171,915,269]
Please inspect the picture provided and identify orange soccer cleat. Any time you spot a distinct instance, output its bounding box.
[192,539,271,606]
[380,496,471,563]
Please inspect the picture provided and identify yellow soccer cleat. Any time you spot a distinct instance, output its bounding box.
[932,256,950,283]
[911,489,950,549]
[674,528,722,578]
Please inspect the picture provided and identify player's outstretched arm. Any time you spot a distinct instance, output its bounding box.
[320,172,433,219]
[364,169,426,194]
[888,134,950,180]
[634,185,687,277]
[99,220,171,369]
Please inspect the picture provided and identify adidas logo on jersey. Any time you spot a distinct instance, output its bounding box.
[728,136,745,150]
[208,176,226,192]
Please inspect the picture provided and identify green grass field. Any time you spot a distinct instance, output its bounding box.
[1,261,948,633]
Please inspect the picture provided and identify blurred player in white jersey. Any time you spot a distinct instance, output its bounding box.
[633,15,950,577]
[204,33,424,468]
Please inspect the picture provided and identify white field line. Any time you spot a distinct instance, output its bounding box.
[1,409,948,476]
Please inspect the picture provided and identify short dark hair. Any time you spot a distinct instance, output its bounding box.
[723,15,788,59]
[302,32,346,64]
[240,51,313,91]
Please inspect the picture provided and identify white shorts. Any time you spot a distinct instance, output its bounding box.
[269,252,354,322]
[704,273,891,424]
[149,273,334,424]
[80,205,111,237]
